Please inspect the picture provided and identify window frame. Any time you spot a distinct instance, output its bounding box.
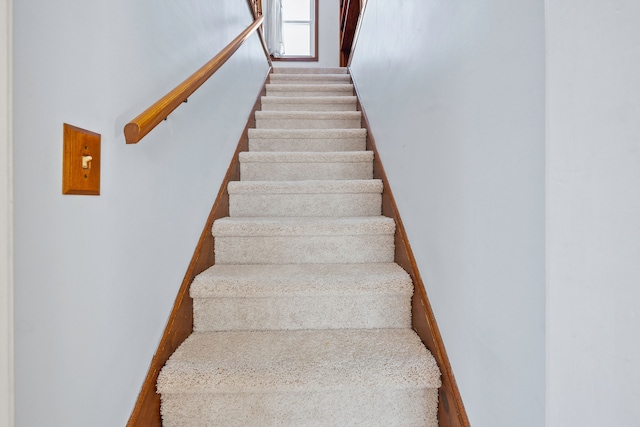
[272,0,319,62]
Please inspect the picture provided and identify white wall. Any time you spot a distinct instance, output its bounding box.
[12,1,269,426]
[1,0,14,426]
[274,0,339,68]
[546,1,640,425]
[350,1,546,425]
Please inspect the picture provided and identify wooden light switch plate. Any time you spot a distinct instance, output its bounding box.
[62,123,101,195]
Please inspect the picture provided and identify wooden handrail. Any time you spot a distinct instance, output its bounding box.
[124,16,264,144]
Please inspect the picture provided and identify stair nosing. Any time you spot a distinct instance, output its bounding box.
[255,111,361,119]
[228,179,382,195]
[261,96,358,104]
[157,329,441,394]
[272,67,349,74]
[248,128,367,138]
[190,263,412,298]
[238,151,373,163]
[266,84,354,89]
[212,216,395,237]
[269,74,352,79]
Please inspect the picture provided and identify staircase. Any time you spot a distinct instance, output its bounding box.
[156,67,442,426]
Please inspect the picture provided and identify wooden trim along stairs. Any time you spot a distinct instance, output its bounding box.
[127,67,469,427]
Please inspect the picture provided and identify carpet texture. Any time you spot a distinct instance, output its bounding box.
[239,151,374,181]
[255,111,363,129]
[266,83,355,97]
[271,67,349,74]
[261,96,358,111]
[248,128,367,152]
[191,263,412,331]
[269,74,353,84]
[228,180,382,217]
[158,67,441,426]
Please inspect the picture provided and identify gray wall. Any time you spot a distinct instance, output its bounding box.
[13,1,268,426]
[350,0,546,425]
[546,1,640,425]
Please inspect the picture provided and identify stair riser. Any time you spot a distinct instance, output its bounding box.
[214,235,394,264]
[272,67,348,74]
[229,193,381,217]
[261,100,357,111]
[248,137,366,152]
[269,75,352,84]
[255,117,361,129]
[193,294,411,331]
[161,388,438,427]
[240,162,372,181]
[266,88,354,97]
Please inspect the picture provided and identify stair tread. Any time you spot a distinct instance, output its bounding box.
[266,84,353,91]
[255,111,361,129]
[270,74,352,82]
[229,179,381,194]
[261,96,357,104]
[261,96,358,111]
[272,67,348,74]
[191,263,411,298]
[157,328,441,393]
[248,128,367,139]
[270,73,351,78]
[265,83,353,90]
[239,151,372,163]
[255,111,361,119]
[212,216,395,236]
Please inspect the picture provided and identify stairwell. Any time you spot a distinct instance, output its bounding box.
[156,67,442,426]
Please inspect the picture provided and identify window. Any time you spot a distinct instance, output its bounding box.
[276,0,318,60]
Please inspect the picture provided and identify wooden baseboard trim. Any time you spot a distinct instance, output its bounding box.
[126,69,270,427]
[352,79,471,427]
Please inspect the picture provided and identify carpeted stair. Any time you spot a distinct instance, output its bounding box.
[157,67,441,426]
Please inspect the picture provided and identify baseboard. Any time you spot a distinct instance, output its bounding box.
[126,70,270,427]
[352,77,471,427]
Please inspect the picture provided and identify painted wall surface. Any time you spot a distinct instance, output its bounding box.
[546,1,640,425]
[274,0,339,68]
[1,0,14,425]
[12,1,268,426]
[350,1,545,425]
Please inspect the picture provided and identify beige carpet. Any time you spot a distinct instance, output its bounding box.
[157,67,441,426]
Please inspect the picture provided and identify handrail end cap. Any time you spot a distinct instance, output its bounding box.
[124,123,141,144]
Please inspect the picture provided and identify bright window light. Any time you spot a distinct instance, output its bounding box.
[282,0,310,21]
[281,0,314,57]
[283,23,311,56]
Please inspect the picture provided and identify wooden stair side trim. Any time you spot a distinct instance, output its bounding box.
[126,69,270,427]
[353,86,471,427]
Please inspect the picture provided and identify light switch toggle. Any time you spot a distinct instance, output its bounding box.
[82,155,93,169]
